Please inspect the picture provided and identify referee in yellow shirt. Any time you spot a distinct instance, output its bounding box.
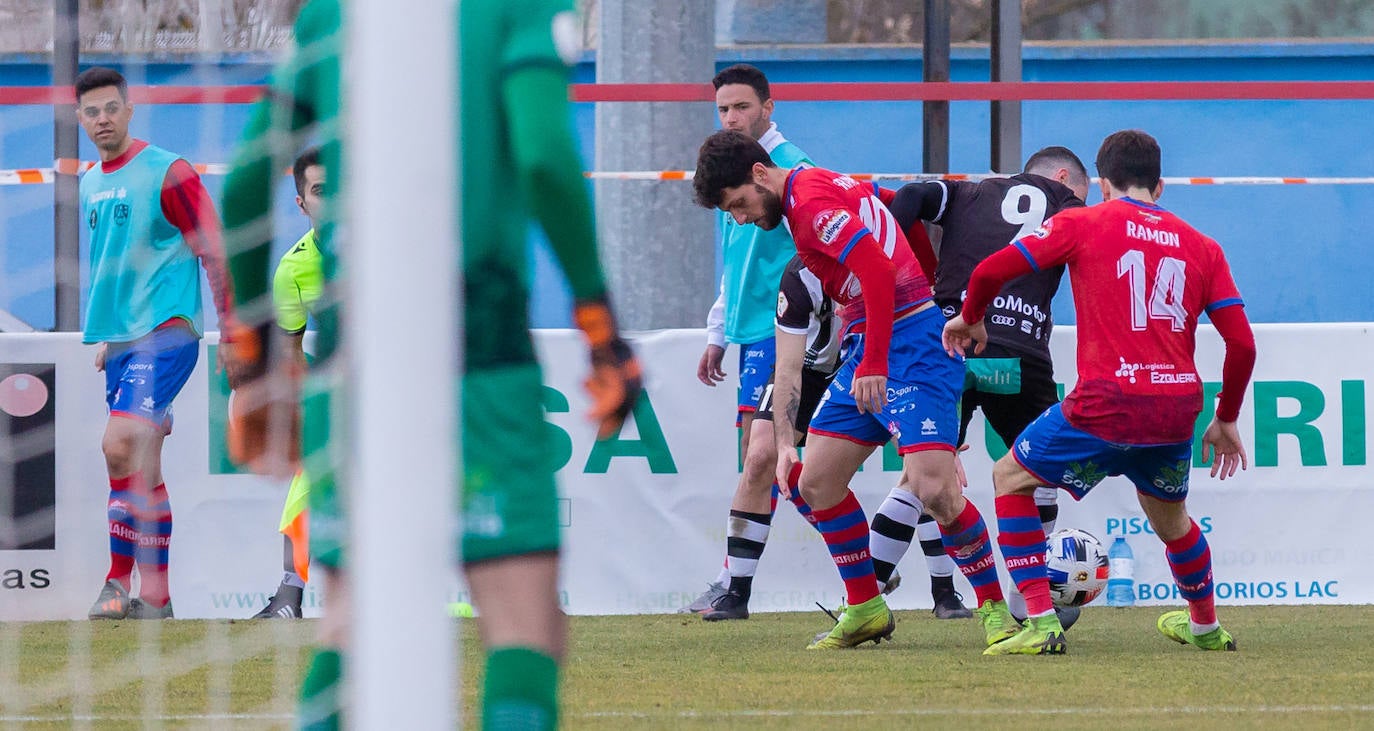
[252,147,325,619]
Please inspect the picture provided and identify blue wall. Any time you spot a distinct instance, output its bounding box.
[3,42,1372,331]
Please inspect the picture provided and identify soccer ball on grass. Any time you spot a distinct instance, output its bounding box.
[1045,528,1109,607]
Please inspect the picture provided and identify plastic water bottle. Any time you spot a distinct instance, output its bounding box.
[1106,536,1136,606]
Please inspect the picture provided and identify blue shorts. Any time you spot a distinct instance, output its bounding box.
[104,326,200,434]
[735,336,776,425]
[807,306,963,454]
[1011,404,1194,503]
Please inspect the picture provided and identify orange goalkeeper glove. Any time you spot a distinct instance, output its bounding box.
[574,296,642,440]
[222,320,302,477]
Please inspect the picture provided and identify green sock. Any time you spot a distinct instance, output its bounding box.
[482,647,558,731]
[297,648,343,731]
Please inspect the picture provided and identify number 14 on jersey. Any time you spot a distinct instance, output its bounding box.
[1117,249,1186,332]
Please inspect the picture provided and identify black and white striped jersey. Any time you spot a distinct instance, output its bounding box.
[774,255,841,375]
[887,173,1083,361]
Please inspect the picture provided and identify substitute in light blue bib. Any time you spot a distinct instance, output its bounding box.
[81,144,203,344]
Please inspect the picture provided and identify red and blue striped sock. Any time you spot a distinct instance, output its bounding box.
[811,489,879,606]
[134,483,173,608]
[105,473,140,585]
[781,464,817,529]
[939,499,1005,606]
[995,493,1054,616]
[1165,520,1216,627]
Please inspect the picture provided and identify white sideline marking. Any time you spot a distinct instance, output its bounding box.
[4,705,1371,723]
[577,705,1374,719]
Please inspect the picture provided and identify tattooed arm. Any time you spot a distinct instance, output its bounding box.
[772,327,809,488]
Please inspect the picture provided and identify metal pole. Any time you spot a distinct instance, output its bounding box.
[595,0,715,329]
[53,0,80,332]
[922,0,950,174]
[198,0,224,53]
[991,0,1023,173]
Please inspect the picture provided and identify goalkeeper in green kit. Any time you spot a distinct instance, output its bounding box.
[221,0,641,728]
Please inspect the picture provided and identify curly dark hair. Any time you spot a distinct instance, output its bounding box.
[692,130,775,209]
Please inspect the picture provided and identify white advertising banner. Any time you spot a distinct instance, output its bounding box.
[1,324,1371,619]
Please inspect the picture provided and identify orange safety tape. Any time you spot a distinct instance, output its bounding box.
[4,164,1374,186]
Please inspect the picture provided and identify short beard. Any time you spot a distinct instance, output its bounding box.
[755,184,784,230]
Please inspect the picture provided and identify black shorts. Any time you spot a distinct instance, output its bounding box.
[957,345,1059,448]
[754,366,834,447]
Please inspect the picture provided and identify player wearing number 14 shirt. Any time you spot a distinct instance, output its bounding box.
[693,129,1013,650]
[944,129,1256,656]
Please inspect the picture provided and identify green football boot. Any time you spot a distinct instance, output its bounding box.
[807,595,895,649]
[811,600,847,645]
[983,613,1066,656]
[974,599,1021,646]
[1157,610,1236,651]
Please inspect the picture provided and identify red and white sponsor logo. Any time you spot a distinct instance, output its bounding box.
[833,548,871,566]
[137,535,172,548]
[1031,218,1054,238]
[968,553,997,573]
[952,537,986,560]
[814,209,852,245]
[1177,574,1212,594]
[109,523,138,541]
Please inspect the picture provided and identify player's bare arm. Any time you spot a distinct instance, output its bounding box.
[771,329,807,486]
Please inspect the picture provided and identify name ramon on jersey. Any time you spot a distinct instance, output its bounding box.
[1125,220,1180,247]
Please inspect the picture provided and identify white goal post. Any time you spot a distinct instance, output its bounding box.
[344,0,459,727]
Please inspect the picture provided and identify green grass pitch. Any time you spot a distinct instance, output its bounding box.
[2,605,1372,729]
